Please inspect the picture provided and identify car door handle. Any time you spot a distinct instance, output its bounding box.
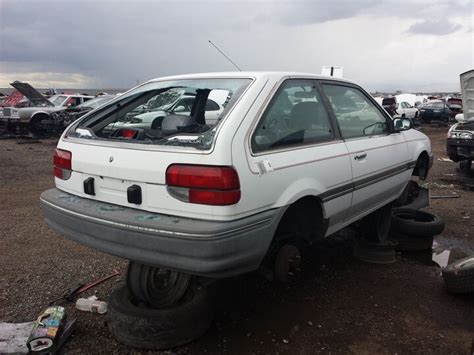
[354,152,367,160]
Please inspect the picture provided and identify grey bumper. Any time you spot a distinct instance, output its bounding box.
[40,189,284,278]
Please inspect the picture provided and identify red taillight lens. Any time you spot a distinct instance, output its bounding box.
[166,165,239,190]
[166,164,241,205]
[189,190,241,205]
[119,128,137,139]
[53,148,72,179]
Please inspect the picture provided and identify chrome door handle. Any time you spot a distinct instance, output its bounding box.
[354,153,367,160]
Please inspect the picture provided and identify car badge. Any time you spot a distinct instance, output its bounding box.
[109,156,114,163]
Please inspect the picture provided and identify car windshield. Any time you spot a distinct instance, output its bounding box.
[71,78,252,149]
[77,96,113,109]
[49,95,67,106]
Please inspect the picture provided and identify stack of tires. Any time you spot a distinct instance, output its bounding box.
[390,208,445,252]
[390,208,474,294]
[107,263,214,350]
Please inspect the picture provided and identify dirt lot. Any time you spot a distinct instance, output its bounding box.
[0,126,473,354]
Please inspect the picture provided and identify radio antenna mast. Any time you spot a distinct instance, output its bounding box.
[208,40,242,71]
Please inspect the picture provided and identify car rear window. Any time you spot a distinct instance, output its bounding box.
[69,78,252,149]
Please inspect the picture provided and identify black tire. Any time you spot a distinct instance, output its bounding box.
[29,113,49,137]
[390,231,433,252]
[107,285,214,350]
[441,256,474,294]
[391,209,444,237]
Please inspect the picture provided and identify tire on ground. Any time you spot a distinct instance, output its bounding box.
[107,285,214,350]
[391,208,444,237]
[441,256,474,294]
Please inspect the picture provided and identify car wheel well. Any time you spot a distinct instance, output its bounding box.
[31,112,49,121]
[273,196,327,245]
[30,113,50,136]
[413,151,430,180]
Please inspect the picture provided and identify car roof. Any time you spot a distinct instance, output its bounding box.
[147,71,357,86]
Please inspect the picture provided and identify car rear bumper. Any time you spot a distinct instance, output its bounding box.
[447,138,474,160]
[40,188,284,278]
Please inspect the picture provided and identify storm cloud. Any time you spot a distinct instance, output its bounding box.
[408,19,462,35]
[0,0,472,91]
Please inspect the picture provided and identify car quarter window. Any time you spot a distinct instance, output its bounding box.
[251,79,334,153]
[322,84,389,139]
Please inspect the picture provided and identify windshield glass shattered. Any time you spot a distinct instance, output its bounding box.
[70,78,252,149]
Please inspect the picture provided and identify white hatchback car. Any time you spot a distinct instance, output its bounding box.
[40,72,433,304]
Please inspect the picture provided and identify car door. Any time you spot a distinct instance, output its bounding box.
[321,83,410,220]
[248,79,353,229]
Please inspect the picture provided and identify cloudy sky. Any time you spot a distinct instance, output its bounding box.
[0,0,472,92]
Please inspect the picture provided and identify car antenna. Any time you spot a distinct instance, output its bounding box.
[208,40,242,71]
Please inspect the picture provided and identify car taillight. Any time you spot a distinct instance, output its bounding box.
[166,164,240,205]
[119,128,137,139]
[54,148,72,180]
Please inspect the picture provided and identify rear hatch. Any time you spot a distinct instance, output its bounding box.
[54,77,253,219]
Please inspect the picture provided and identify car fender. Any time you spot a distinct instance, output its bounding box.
[30,110,51,120]
[273,177,327,217]
[403,130,432,163]
[18,108,54,120]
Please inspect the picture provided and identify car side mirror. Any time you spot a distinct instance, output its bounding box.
[393,117,411,131]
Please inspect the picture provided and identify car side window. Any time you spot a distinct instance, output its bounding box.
[322,84,389,139]
[251,80,334,153]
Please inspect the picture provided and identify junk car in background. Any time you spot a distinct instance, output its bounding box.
[447,70,474,170]
[0,81,93,136]
[419,101,451,124]
[46,95,116,135]
[382,96,419,122]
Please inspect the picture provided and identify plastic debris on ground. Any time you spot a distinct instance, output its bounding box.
[0,322,35,354]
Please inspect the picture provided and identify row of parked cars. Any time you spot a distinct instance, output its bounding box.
[0,79,466,139]
[0,82,116,136]
[379,95,463,125]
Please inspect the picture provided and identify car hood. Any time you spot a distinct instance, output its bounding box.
[10,81,53,107]
[455,113,474,123]
[452,120,474,132]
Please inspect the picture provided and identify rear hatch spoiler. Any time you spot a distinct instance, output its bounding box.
[10,81,53,107]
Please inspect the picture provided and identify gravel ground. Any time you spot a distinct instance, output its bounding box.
[0,126,473,354]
